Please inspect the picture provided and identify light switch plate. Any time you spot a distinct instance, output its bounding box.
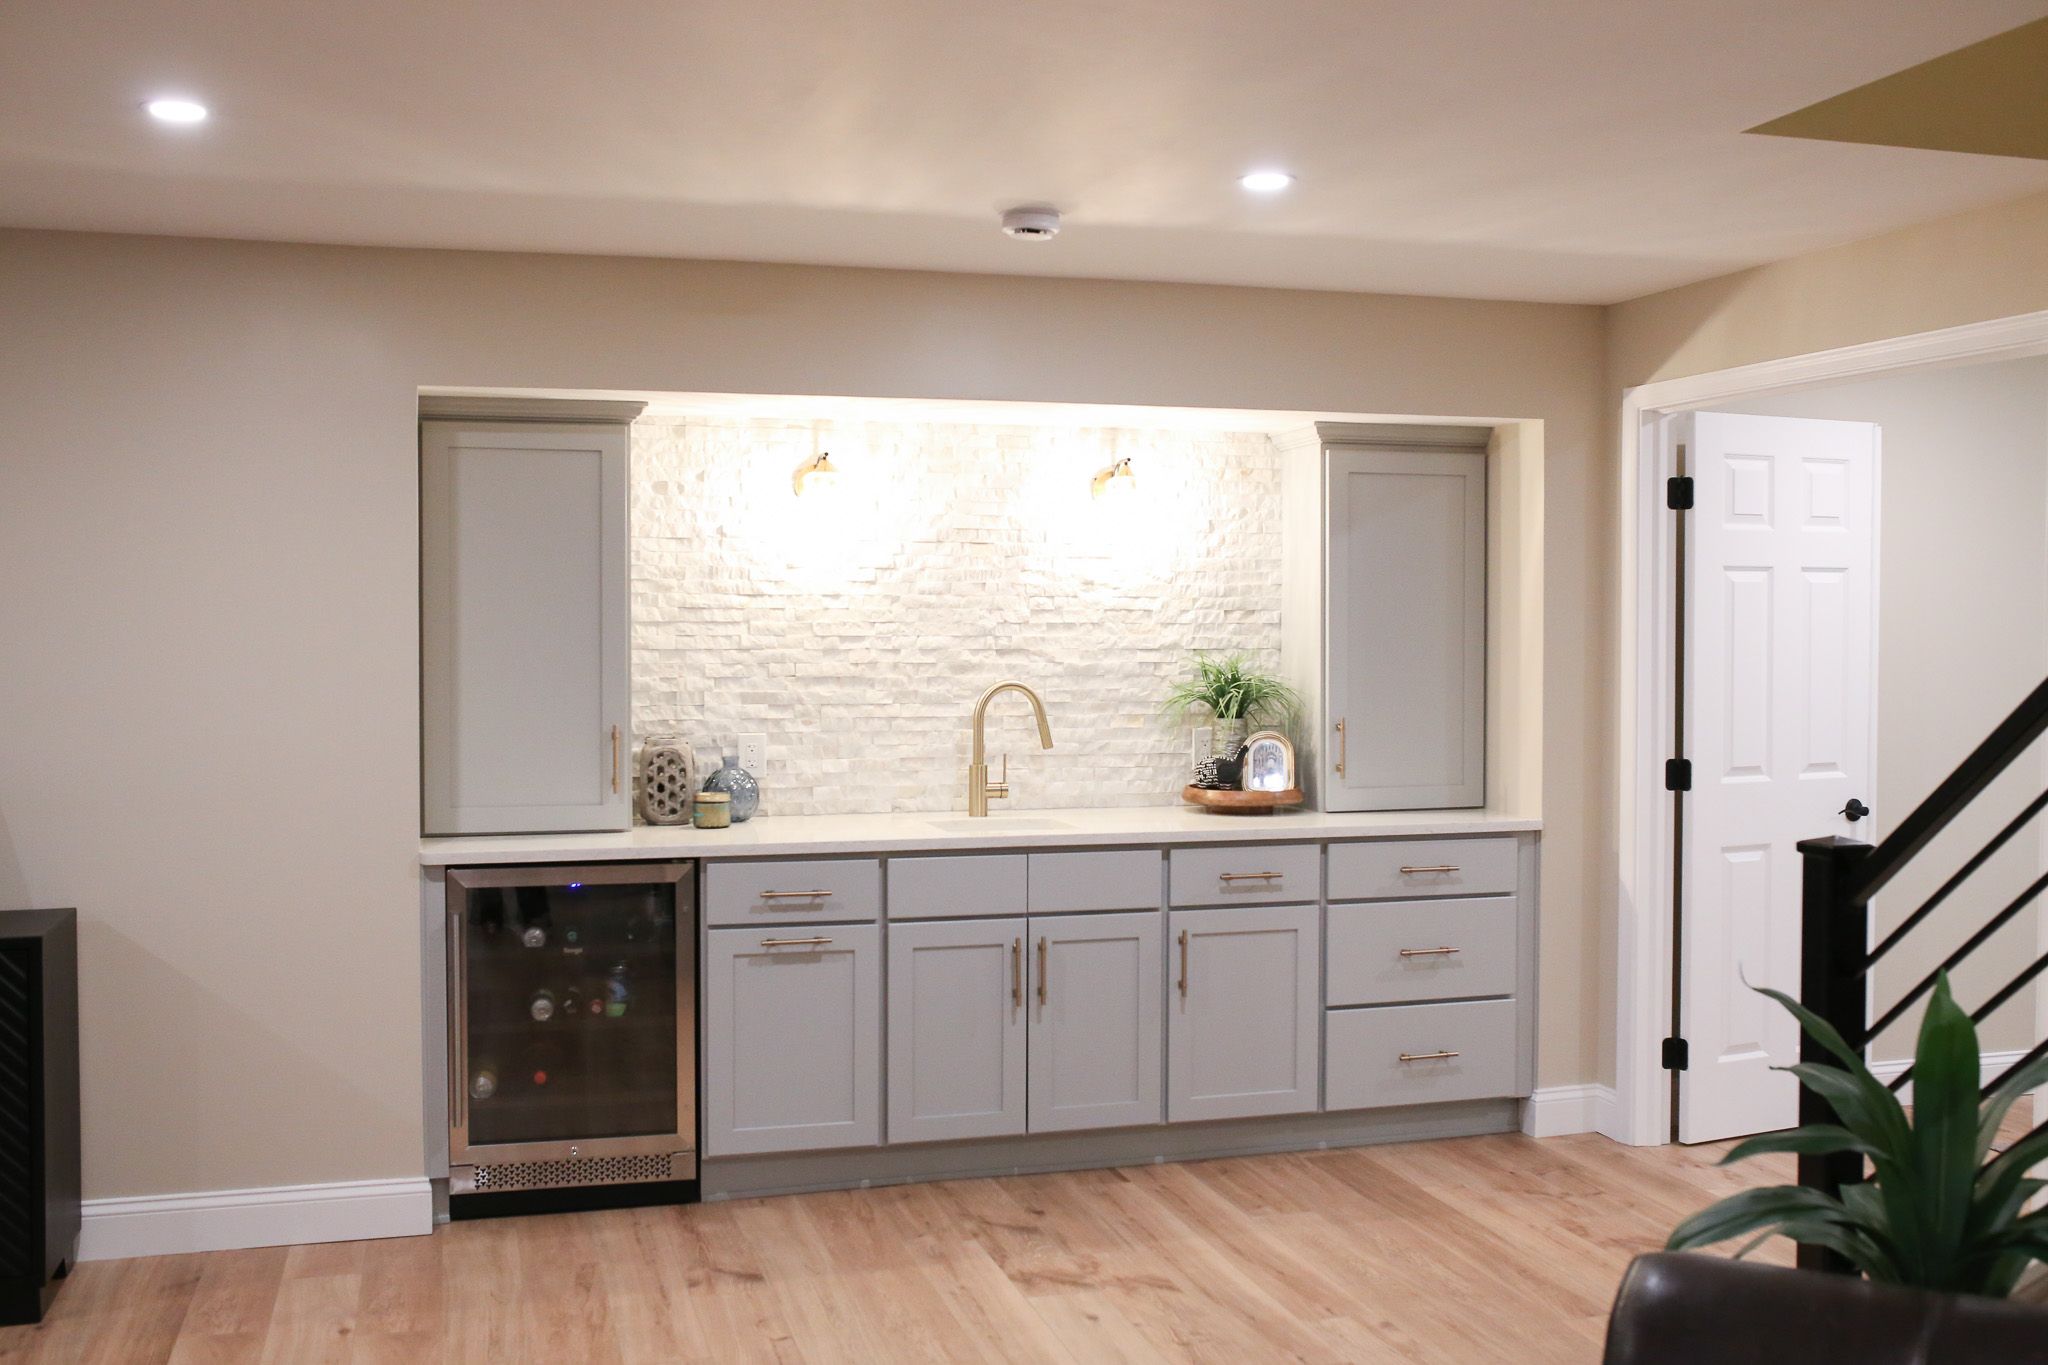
[738,733,767,776]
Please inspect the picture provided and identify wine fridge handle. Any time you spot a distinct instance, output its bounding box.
[448,906,467,1133]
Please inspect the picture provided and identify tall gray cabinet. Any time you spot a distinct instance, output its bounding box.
[1281,423,1490,812]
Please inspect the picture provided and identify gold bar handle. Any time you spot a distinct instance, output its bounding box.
[1398,946,1461,958]
[760,936,833,948]
[1398,1050,1461,1062]
[1334,718,1346,777]
[611,725,622,794]
[758,890,835,899]
[1011,938,1022,1007]
[1178,928,1190,997]
[1399,865,1460,876]
[1219,871,1282,882]
[1036,936,1048,1006]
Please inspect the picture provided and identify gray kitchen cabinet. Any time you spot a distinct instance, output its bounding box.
[1027,911,1163,1133]
[1324,442,1486,810]
[1167,903,1320,1122]
[420,403,639,835]
[887,917,1027,1143]
[704,924,881,1156]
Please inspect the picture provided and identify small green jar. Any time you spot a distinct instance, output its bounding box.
[692,791,732,830]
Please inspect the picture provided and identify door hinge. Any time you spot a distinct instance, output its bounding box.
[1666,475,1694,510]
[1664,758,1692,792]
[1661,1037,1690,1071]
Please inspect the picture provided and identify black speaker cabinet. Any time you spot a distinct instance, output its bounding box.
[0,909,79,1327]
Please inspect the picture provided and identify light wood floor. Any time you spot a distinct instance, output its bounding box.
[0,1130,1796,1364]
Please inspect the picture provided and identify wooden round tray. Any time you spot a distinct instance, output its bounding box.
[1181,785,1304,814]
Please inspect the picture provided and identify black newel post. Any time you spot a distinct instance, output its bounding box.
[1796,835,1873,1274]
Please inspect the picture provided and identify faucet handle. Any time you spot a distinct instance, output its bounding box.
[987,753,1010,801]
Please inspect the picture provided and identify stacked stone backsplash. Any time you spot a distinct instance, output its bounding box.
[631,415,1283,817]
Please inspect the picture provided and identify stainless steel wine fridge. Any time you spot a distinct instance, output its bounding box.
[445,862,696,1210]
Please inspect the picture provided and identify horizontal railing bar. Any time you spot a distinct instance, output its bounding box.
[1891,947,2048,1093]
[1865,867,2048,1042]
[1849,676,2048,904]
[1866,789,2048,968]
[1986,1036,2048,1098]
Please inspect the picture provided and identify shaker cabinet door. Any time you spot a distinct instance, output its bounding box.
[1026,912,1163,1134]
[1325,445,1485,810]
[704,925,881,1156]
[421,419,630,835]
[1167,904,1320,1122]
[887,917,1027,1144]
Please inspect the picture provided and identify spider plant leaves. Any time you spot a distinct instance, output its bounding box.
[1162,652,1300,726]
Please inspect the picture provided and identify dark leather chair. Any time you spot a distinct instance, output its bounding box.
[1604,1253,2048,1363]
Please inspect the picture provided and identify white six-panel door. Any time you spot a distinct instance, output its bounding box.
[1678,411,1879,1144]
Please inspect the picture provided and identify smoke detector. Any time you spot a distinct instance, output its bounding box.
[1000,206,1061,240]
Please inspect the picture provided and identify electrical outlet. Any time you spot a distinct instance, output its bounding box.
[1191,726,1213,764]
[738,733,767,776]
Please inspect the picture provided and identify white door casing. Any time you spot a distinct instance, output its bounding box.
[1678,411,1879,1144]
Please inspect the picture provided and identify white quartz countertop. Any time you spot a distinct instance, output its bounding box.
[419,804,1540,866]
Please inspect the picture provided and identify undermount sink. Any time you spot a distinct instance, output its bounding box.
[926,816,1075,835]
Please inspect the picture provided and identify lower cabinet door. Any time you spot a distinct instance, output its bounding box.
[1027,911,1163,1133]
[887,917,1027,1143]
[704,924,881,1156]
[1167,904,1321,1122]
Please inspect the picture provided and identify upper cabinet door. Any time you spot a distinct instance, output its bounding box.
[421,420,630,835]
[1325,447,1485,810]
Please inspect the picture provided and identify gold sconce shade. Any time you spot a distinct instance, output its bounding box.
[793,451,840,496]
[1091,456,1137,500]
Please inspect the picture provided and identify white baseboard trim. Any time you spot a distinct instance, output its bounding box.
[79,1176,434,1262]
[1868,1049,2030,1105]
[1521,1084,1621,1138]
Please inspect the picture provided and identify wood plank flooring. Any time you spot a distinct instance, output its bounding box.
[0,1130,1802,1364]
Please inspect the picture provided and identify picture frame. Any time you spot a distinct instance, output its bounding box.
[1240,730,1297,793]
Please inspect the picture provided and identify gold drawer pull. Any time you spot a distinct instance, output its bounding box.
[758,889,835,899]
[1398,1050,1461,1063]
[760,936,833,948]
[1398,865,1460,875]
[1334,718,1346,777]
[1219,871,1282,882]
[1037,936,1048,1005]
[1398,946,1461,958]
[1178,928,1190,997]
[1011,938,1022,1007]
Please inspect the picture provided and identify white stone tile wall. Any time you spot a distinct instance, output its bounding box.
[631,415,1283,817]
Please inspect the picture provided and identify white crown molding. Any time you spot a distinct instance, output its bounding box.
[79,1176,432,1261]
[1521,1083,1622,1139]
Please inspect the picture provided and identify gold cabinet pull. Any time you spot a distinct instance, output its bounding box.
[1036,936,1048,1006]
[1398,946,1461,958]
[1334,718,1346,777]
[1219,871,1282,882]
[760,936,833,948]
[1399,865,1460,875]
[611,725,622,794]
[1398,1050,1461,1062]
[1178,928,1190,997]
[758,889,835,899]
[1011,937,1022,1007]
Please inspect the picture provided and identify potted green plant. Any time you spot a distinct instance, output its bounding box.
[1666,974,2048,1296]
[1163,652,1300,757]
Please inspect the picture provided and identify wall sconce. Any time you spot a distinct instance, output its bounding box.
[1091,457,1137,500]
[793,451,840,496]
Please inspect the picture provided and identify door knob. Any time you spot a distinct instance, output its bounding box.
[1839,798,1870,822]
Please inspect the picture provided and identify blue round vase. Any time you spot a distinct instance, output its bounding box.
[703,754,760,822]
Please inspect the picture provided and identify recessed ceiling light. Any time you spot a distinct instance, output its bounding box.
[145,97,209,125]
[1239,169,1294,194]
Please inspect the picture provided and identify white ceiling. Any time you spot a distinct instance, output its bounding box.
[5,1,2048,304]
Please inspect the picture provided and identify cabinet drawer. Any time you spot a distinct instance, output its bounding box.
[1169,844,1319,907]
[705,859,880,925]
[1327,837,1517,901]
[1325,998,1518,1111]
[889,854,1026,920]
[1028,850,1161,914]
[1326,897,1517,1006]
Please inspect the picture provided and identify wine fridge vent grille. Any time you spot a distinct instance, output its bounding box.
[471,1153,673,1192]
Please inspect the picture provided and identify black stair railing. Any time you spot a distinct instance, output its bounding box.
[1795,674,2048,1272]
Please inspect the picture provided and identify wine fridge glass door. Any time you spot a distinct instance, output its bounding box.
[455,874,681,1152]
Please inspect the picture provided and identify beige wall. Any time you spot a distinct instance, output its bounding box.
[1723,359,2048,1059]
[0,229,1607,1199]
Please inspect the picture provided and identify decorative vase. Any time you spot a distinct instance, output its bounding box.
[1211,718,1249,759]
[703,754,760,822]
